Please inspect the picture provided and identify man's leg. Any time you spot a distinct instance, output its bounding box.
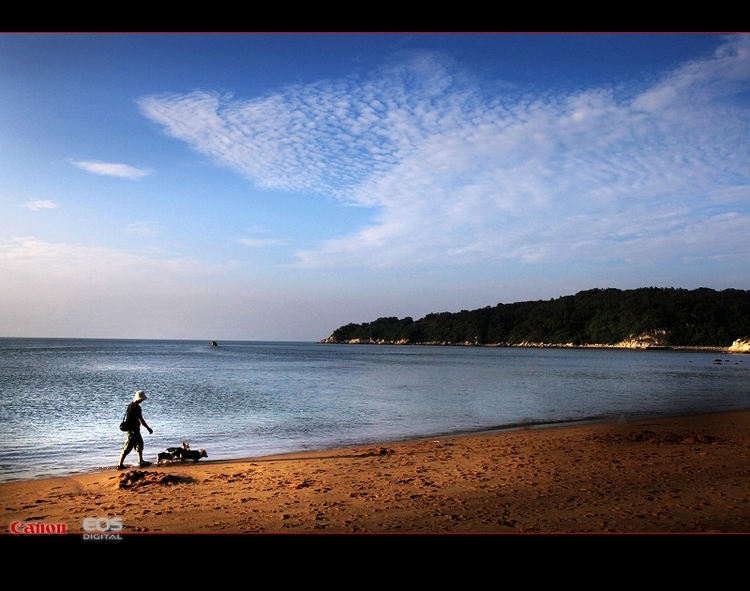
[118,433,135,468]
[134,433,150,466]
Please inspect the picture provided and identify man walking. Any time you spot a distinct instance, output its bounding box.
[117,390,154,469]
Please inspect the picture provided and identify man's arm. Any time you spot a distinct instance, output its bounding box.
[140,418,153,434]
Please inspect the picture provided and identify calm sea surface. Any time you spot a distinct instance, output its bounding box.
[0,338,748,482]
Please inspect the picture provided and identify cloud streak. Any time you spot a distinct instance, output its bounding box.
[122,222,161,236]
[140,37,750,270]
[25,200,59,210]
[0,237,206,283]
[72,160,153,179]
[238,238,287,247]
[0,237,353,340]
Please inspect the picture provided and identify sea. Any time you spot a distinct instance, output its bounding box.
[0,338,748,482]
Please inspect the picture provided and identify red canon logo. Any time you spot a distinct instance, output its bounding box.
[10,521,67,534]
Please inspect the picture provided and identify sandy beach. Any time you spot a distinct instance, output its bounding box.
[3,410,750,534]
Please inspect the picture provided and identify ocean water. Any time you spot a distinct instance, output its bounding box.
[0,338,748,482]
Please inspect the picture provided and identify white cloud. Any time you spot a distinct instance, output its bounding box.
[0,237,351,340]
[0,236,205,283]
[238,238,287,247]
[122,222,161,236]
[140,37,750,270]
[71,160,153,179]
[25,200,59,210]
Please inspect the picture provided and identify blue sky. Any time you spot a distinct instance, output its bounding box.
[1,34,748,340]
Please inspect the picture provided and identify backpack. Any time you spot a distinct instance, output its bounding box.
[119,403,135,431]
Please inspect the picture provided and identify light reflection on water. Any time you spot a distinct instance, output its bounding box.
[0,338,748,481]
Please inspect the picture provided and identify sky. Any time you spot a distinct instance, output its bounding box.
[1,34,749,341]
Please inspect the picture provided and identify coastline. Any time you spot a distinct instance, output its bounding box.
[319,338,750,354]
[3,409,750,533]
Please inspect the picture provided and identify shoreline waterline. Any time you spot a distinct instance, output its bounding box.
[1,407,737,484]
[0,411,610,484]
[3,408,749,533]
[319,339,750,353]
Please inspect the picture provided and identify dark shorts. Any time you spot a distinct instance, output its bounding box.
[121,430,144,457]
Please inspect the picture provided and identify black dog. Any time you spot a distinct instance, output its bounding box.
[156,442,190,464]
[177,448,208,462]
[156,451,173,463]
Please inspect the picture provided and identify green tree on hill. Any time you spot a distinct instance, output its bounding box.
[326,288,750,347]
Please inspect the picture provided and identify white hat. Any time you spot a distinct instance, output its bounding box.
[133,390,147,402]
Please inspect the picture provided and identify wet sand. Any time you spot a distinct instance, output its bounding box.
[2,410,750,534]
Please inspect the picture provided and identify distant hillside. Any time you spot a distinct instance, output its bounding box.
[322,288,750,349]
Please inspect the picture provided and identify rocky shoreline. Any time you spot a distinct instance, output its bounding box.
[319,336,750,354]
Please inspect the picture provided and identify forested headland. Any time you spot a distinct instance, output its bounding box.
[321,288,750,350]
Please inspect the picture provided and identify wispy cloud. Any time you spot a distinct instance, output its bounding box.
[238,237,287,247]
[140,37,750,269]
[122,222,161,236]
[0,237,334,340]
[25,200,59,210]
[0,237,209,338]
[71,160,153,180]
[0,237,210,285]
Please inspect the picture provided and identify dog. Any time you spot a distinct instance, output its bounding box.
[179,448,208,462]
[156,442,190,464]
[168,442,190,461]
[162,442,207,462]
[156,451,173,463]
